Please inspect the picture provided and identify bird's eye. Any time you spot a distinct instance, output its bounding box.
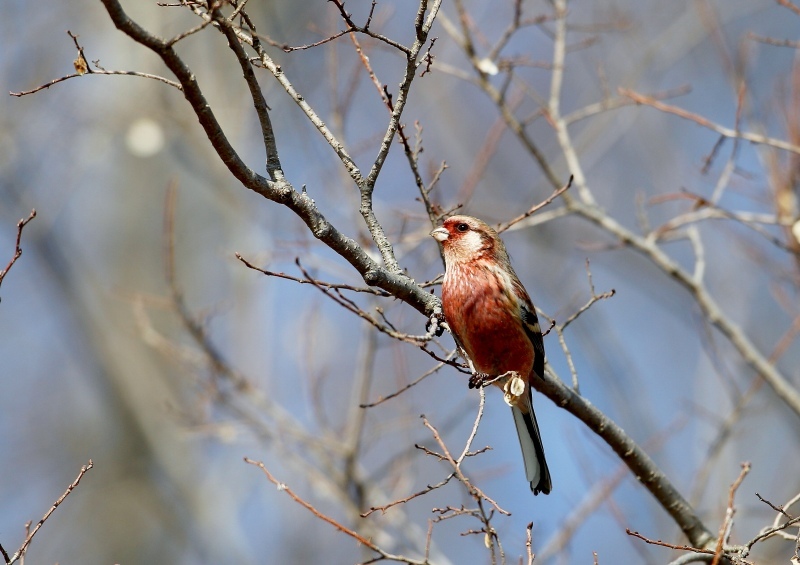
[456,223,469,232]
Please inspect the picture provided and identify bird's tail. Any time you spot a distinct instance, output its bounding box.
[511,394,552,495]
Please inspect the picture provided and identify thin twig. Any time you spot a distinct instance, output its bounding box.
[625,529,714,555]
[711,462,750,565]
[620,88,800,155]
[244,458,429,565]
[294,258,440,345]
[497,176,573,233]
[560,260,615,332]
[10,69,183,96]
[420,415,510,517]
[360,474,455,517]
[747,33,800,49]
[755,493,794,519]
[4,461,93,565]
[235,253,389,296]
[361,356,453,408]
[0,209,36,292]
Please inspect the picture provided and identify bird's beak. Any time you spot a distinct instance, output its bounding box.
[430,227,449,242]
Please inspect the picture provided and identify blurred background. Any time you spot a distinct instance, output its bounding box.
[2,0,799,563]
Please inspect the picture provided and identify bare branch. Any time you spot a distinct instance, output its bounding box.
[361,355,454,408]
[98,0,439,317]
[776,0,800,17]
[420,414,509,517]
[711,462,750,565]
[10,30,183,96]
[541,365,714,548]
[10,69,182,96]
[497,176,573,233]
[360,474,455,517]
[236,253,390,296]
[626,528,715,555]
[568,198,800,418]
[0,209,36,294]
[748,33,800,49]
[244,458,429,565]
[620,88,800,155]
[4,461,93,565]
[210,6,284,178]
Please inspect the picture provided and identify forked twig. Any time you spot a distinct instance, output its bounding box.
[244,458,429,565]
[1,461,93,565]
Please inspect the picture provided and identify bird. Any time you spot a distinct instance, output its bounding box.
[431,215,552,495]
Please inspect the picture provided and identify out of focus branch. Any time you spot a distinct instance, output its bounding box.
[570,198,800,418]
[244,458,430,565]
[620,88,800,155]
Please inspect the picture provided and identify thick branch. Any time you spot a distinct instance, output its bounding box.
[536,371,714,549]
[357,0,443,274]
[100,0,267,193]
[211,8,284,179]
[98,0,438,316]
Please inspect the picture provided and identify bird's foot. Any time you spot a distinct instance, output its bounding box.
[468,372,490,389]
[426,308,446,337]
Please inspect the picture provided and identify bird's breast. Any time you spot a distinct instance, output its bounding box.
[442,264,534,377]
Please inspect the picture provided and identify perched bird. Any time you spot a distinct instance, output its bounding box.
[431,215,552,495]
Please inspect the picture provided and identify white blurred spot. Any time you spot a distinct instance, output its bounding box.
[126,118,165,157]
[477,57,499,75]
[793,218,800,246]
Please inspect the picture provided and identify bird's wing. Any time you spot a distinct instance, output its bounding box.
[520,302,545,380]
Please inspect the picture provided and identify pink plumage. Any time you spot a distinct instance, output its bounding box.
[431,215,552,495]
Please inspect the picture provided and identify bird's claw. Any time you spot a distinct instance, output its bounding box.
[469,372,490,389]
[426,309,446,337]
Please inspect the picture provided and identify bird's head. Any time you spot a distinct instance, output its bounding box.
[430,215,506,265]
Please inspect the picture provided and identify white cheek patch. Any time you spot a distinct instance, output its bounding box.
[461,230,484,253]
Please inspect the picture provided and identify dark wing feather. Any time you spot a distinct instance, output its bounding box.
[520,302,545,380]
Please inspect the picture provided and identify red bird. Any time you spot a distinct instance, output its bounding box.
[431,215,552,495]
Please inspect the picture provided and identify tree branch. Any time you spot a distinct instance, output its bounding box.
[539,368,715,548]
[98,0,439,316]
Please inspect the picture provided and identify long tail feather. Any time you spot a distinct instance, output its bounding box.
[511,396,551,495]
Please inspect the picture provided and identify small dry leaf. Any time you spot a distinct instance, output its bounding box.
[74,55,88,75]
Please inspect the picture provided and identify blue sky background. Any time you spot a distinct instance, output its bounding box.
[2,0,799,563]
